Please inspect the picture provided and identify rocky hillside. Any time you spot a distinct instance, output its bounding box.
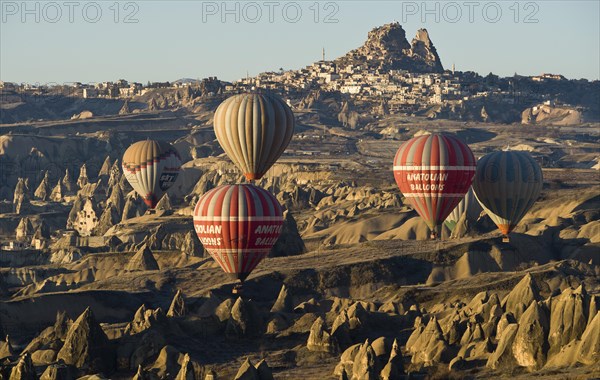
[336,23,444,73]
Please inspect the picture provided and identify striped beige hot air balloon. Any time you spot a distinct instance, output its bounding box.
[473,151,543,239]
[213,93,295,181]
[122,140,181,208]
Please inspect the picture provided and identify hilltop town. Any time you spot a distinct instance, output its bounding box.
[2,23,599,126]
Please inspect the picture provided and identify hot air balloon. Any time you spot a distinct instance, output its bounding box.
[193,184,284,284]
[472,150,543,241]
[393,133,476,238]
[444,187,482,232]
[122,140,181,208]
[213,92,295,181]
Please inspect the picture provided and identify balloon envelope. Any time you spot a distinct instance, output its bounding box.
[214,93,294,181]
[193,184,284,282]
[393,133,476,232]
[122,140,181,208]
[473,150,543,236]
[444,187,482,232]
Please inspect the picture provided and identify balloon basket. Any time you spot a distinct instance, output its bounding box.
[502,236,510,243]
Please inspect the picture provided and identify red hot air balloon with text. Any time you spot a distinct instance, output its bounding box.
[393,133,476,238]
[193,184,284,284]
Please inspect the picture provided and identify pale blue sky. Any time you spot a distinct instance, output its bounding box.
[1,1,599,84]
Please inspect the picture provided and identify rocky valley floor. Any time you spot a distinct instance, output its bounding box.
[0,99,599,379]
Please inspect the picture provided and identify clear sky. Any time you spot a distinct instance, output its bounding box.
[1,0,599,84]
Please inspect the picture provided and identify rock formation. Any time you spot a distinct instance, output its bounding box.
[155,193,172,211]
[270,284,293,313]
[521,103,584,126]
[98,156,111,179]
[333,343,362,378]
[23,311,72,357]
[502,273,541,320]
[255,359,274,380]
[0,335,14,359]
[49,180,65,202]
[126,244,160,271]
[15,217,34,241]
[234,357,258,380]
[486,324,518,369]
[34,171,51,201]
[13,177,30,214]
[512,301,549,369]
[337,101,360,130]
[131,365,146,380]
[108,159,121,189]
[180,230,203,257]
[577,311,600,365]
[167,290,186,318]
[548,284,589,355]
[73,198,99,237]
[10,352,37,380]
[380,339,403,380]
[407,316,449,366]
[106,184,124,213]
[148,98,158,111]
[175,353,194,380]
[307,317,337,353]
[339,22,443,73]
[226,298,263,338]
[331,311,352,349]
[149,345,184,379]
[270,210,306,257]
[77,164,89,189]
[409,29,444,72]
[125,305,167,335]
[56,307,115,374]
[122,193,147,221]
[93,205,120,236]
[351,339,379,380]
[40,362,77,380]
[119,100,131,115]
[62,168,75,194]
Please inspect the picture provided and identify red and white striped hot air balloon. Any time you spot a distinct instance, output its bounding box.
[193,184,284,283]
[122,140,182,208]
[393,133,476,238]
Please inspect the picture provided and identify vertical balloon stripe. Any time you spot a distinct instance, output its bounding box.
[265,98,285,171]
[444,187,482,231]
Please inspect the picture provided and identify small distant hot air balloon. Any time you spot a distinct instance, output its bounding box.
[122,140,181,208]
[193,184,284,284]
[393,133,476,238]
[213,92,295,181]
[444,187,482,232]
[473,150,543,241]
